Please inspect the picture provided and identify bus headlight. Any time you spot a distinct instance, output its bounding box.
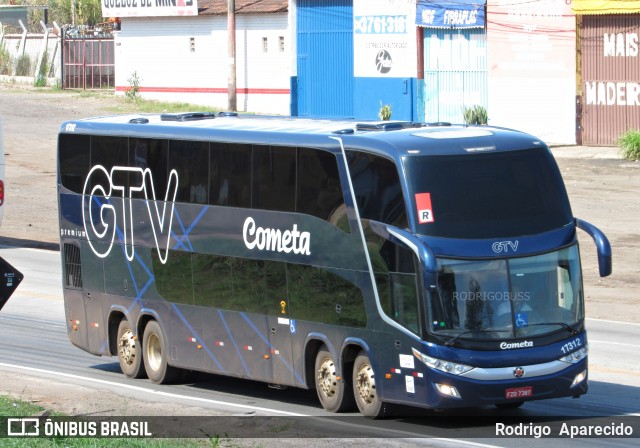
[559,346,588,364]
[412,348,474,375]
[435,383,461,398]
[571,369,587,388]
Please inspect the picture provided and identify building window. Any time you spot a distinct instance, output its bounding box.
[262,37,268,52]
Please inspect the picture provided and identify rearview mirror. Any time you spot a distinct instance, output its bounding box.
[575,218,612,277]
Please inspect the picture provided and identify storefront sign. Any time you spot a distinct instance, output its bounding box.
[416,0,486,29]
[101,0,198,18]
[354,0,416,78]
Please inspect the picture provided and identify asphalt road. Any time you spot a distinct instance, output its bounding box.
[0,245,638,447]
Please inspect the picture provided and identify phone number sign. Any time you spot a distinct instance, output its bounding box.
[354,15,408,34]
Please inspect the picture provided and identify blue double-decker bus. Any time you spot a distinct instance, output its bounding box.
[57,114,611,417]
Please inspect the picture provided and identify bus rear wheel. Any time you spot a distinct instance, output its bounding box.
[142,320,180,384]
[117,319,146,379]
[314,346,354,412]
[353,352,386,418]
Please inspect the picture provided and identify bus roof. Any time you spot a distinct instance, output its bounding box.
[60,113,547,158]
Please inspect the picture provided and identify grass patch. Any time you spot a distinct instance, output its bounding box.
[0,395,214,447]
[0,85,222,116]
[113,99,221,115]
[66,89,221,115]
[618,129,640,161]
[0,395,43,417]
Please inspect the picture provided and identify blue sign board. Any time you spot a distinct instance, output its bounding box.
[416,0,486,29]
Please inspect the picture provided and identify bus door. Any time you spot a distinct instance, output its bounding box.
[366,221,431,398]
[265,262,296,386]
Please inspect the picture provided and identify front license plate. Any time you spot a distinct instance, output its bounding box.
[505,386,533,399]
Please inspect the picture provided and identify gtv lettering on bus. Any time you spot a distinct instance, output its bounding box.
[243,217,311,255]
[82,165,178,264]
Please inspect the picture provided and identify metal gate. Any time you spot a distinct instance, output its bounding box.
[423,28,487,123]
[62,36,115,90]
[580,15,640,146]
[296,0,354,118]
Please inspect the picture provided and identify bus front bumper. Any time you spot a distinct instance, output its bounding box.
[421,359,588,409]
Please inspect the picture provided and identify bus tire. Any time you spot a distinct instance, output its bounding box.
[142,320,180,384]
[353,351,386,418]
[314,346,354,412]
[117,319,146,379]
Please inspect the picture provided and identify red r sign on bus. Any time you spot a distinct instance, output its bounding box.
[416,192,435,224]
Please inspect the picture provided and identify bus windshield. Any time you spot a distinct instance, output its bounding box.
[430,245,584,342]
[404,148,573,239]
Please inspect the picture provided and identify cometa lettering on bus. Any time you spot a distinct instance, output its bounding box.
[500,340,534,350]
[242,217,311,255]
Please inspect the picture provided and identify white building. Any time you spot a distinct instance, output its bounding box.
[112,0,291,114]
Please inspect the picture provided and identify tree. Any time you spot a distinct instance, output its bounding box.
[35,0,104,27]
[17,0,104,31]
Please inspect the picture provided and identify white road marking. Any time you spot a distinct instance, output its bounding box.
[0,361,306,416]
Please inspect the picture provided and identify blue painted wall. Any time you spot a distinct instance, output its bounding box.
[354,77,419,122]
[294,0,421,122]
[295,0,354,118]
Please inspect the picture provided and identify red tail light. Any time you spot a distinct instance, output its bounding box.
[0,180,4,206]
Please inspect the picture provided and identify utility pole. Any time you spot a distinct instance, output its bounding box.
[228,0,237,111]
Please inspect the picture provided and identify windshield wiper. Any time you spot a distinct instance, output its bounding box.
[444,330,509,347]
[520,322,580,335]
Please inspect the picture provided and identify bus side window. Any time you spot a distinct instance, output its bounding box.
[252,145,296,212]
[130,138,169,200]
[91,136,129,192]
[288,263,366,327]
[296,148,347,229]
[210,143,251,208]
[152,249,194,305]
[59,134,91,194]
[347,151,407,228]
[191,253,285,316]
[170,140,209,204]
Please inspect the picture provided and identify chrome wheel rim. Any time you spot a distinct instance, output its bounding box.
[146,332,162,372]
[317,357,337,399]
[355,362,376,404]
[118,328,136,366]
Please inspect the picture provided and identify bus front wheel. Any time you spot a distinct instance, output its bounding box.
[142,320,180,384]
[117,319,146,379]
[353,352,385,418]
[314,346,354,412]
